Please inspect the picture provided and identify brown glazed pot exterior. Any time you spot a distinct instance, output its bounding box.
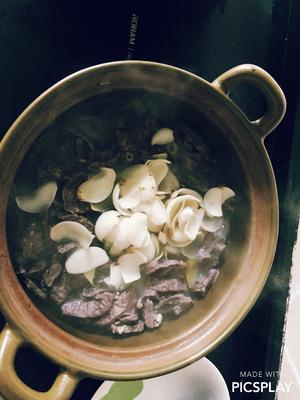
[0,61,286,400]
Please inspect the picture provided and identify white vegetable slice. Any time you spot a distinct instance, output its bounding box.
[118,189,141,209]
[201,215,223,232]
[112,183,132,216]
[127,213,149,247]
[50,221,94,249]
[152,152,168,159]
[172,228,189,243]
[77,168,116,203]
[203,187,223,217]
[151,128,174,145]
[178,207,194,230]
[108,243,123,257]
[90,196,113,212]
[139,230,151,248]
[104,264,126,291]
[204,186,235,217]
[118,252,146,283]
[221,186,235,202]
[16,181,57,213]
[111,217,132,251]
[147,159,170,186]
[147,198,167,232]
[136,233,159,262]
[139,174,157,203]
[159,169,180,192]
[95,210,120,241]
[184,208,205,240]
[158,230,167,244]
[120,164,157,203]
[171,188,203,204]
[165,244,182,255]
[166,195,200,229]
[84,269,96,285]
[65,247,109,274]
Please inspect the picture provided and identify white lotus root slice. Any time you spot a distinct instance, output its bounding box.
[15,181,57,213]
[151,127,174,145]
[77,167,116,203]
[95,210,120,241]
[65,247,109,274]
[50,221,94,249]
[201,215,224,232]
[104,264,126,291]
[159,169,180,192]
[119,164,157,205]
[204,186,235,217]
[118,251,146,284]
[146,159,171,186]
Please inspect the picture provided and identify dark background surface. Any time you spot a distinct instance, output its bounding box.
[1,1,300,399]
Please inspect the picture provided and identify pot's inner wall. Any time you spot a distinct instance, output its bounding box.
[6,89,250,345]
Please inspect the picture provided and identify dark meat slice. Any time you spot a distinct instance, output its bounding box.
[141,288,159,302]
[157,294,194,316]
[196,232,226,268]
[50,272,87,304]
[62,174,90,214]
[81,287,104,298]
[147,277,188,293]
[38,157,63,181]
[57,242,77,254]
[18,221,47,260]
[143,259,186,276]
[25,278,48,299]
[42,262,62,288]
[111,321,145,335]
[93,262,110,289]
[17,260,49,276]
[143,299,162,329]
[81,283,112,298]
[96,288,138,327]
[61,292,115,318]
[193,269,219,297]
[118,309,139,323]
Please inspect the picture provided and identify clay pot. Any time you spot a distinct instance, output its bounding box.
[0,62,286,400]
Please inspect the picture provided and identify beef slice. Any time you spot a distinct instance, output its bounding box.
[157,294,194,316]
[61,292,114,318]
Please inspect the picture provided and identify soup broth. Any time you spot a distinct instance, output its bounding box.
[7,90,236,336]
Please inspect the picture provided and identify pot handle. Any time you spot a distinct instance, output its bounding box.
[0,324,79,400]
[211,64,286,139]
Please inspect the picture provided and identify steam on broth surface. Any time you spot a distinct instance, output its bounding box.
[7,91,235,336]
